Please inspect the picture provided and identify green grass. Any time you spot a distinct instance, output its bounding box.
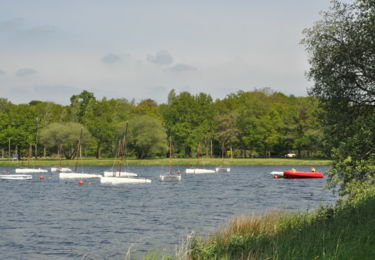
[186,188,375,260]
[0,157,331,167]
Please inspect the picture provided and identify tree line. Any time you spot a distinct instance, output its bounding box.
[0,88,326,160]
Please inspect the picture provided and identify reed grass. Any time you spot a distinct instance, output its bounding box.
[187,188,375,260]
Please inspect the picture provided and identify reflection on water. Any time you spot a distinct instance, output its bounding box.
[0,165,335,259]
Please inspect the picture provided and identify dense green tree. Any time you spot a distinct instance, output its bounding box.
[0,104,38,157]
[39,122,92,159]
[69,90,96,122]
[126,116,167,159]
[162,91,215,157]
[303,0,375,194]
[82,98,129,158]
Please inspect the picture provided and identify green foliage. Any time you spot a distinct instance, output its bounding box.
[188,187,375,260]
[127,116,167,159]
[303,0,375,193]
[0,104,38,154]
[39,122,92,159]
[162,90,215,157]
[0,89,324,159]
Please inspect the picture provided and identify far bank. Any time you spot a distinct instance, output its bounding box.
[0,158,331,167]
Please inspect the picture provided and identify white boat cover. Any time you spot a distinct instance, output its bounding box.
[103,171,138,177]
[59,172,102,179]
[100,176,151,184]
[0,175,32,180]
[185,168,216,174]
[215,167,231,172]
[270,171,284,176]
[51,167,72,172]
[15,168,48,173]
[160,174,181,182]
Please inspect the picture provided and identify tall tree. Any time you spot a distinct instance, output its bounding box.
[303,0,375,194]
[127,116,167,159]
[39,122,91,159]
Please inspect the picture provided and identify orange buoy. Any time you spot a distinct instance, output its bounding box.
[177,170,181,175]
[2,170,7,174]
[79,180,84,185]
[39,176,44,180]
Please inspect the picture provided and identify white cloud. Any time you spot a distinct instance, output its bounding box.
[101,53,121,64]
[16,68,37,77]
[147,50,173,65]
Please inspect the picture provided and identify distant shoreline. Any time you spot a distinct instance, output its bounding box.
[0,158,331,167]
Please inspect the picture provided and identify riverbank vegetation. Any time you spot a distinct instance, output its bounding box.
[0,88,325,161]
[0,157,331,167]
[185,187,375,260]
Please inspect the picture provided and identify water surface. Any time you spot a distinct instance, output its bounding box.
[0,165,335,259]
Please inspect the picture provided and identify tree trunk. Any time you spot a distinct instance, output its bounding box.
[96,142,101,159]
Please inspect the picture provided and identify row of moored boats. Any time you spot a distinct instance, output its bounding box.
[0,166,232,184]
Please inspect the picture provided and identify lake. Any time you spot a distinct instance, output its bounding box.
[0,165,335,259]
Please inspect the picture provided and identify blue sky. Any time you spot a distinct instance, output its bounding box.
[0,0,339,104]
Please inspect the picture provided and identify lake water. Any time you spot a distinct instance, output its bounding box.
[0,165,335,259]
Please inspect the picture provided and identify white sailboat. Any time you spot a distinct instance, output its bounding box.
[215,143,231,173]
[51,167,72,172]
[0,174,32,180]
[15,144,48,173]
[15,168,47,173]
[185,143,216,174]
[185,168,216,174]
[60,172,101,179]
[103,137,138,177]
[100,124,151,184]
[100,176,151,184]
[160,137,182,182]
[59,131,100,179]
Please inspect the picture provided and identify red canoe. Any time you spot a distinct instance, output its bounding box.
[283,170,323,179]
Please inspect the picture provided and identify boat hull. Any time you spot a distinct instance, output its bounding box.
[0,175,32,180]
[270,171,284,177]
[100,176,151,184]
[15,168,48,173]
[51,167,72,172]
[160,175,181,182]
[103,171,138,177]
[283,170,323,179]
[59,173,101,179]
[215,167,231,172]
[185,168,216,174]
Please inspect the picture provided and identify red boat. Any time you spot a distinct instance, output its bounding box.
[283,170,323,179]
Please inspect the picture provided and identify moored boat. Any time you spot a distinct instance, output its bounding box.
[59,172,101,179]
[270,171,284,177]
[103,171,137,177]
[51,167,72,172]
[215,167,231,173]
[283,170,323,179]
[185,168,216,174]
[15,168,48,173]
[0,174,32,180]
[100,176,151,184]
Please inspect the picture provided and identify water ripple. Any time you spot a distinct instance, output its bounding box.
[0,165,335,259]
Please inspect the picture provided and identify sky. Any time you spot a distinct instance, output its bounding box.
[0,0,338,105]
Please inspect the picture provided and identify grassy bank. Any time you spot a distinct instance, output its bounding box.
[185,188,375,260]
[0,158,331,167]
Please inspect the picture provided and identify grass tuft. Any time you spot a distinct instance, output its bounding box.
[186,188,375,260]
